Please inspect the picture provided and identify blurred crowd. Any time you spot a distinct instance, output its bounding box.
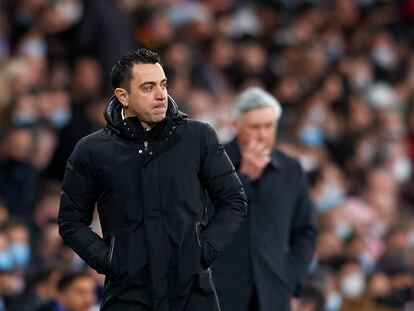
[2,0,414,310]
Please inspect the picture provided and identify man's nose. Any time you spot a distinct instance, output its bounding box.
[155,86,167,100]
[257,128,268,141]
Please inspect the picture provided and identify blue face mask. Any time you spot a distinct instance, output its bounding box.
[13,110,36,126]
[326,292,342,311]
[335,222,352,240]
[50,107,71,128]
[0,250,14,271]
[10,242,30,267]
[358,251,375,274]
[298,126,324,147]
[315,183,345,212]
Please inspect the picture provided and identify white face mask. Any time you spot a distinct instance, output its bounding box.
[19,38,47,57]
[372,45,396,69]
[340,272,366,299]
[391,156,412,184]
[56,0,84,24]
[298,154,319,172]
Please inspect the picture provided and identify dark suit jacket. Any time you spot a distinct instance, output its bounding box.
[213,138,317,311]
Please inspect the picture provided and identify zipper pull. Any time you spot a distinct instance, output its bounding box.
[144,141,148,152]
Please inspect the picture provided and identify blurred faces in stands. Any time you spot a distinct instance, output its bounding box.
[315,228,344,262]
[0,229,12,272]
[6,220,31,269]
[2,126,33,162]
[310,164,346,213]
[70,57,103,105]
[338,260,366,300]
[57,272,96,311]
[33,182,61,228]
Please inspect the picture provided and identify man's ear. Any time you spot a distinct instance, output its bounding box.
[114,88,129,107]
[232,119,239,134]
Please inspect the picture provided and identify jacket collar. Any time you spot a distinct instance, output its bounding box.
[225,138,280,171]
[103,94,187,140]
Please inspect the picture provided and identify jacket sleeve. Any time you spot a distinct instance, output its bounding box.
[234,172,254,204]
[288,162,317,296]
[199,124,248,268]
[58,139,109,275]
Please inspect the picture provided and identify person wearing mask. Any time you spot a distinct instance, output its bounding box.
[58,48,247,311]
[213,87,317,311]
[337,259,397,311]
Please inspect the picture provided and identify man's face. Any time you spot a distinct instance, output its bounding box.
[5,128,33,161]
[234,106,277,151]
[117,63,168,127]
[59,277,96,311]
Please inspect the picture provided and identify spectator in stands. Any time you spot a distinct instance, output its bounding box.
[36,271,97,311]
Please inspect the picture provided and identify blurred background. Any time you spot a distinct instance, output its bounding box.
[2,0,414,310]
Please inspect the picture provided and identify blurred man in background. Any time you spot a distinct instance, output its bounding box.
[213,87,317,311]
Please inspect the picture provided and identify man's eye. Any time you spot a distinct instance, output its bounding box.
[161,83,167,89]
[144,85,153,91]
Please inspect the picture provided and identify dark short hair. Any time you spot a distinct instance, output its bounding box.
[111,48,161,91]
[57,271,92,292]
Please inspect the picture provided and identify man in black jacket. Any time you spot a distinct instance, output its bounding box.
[57,48,247,311]
[213,87,317,311]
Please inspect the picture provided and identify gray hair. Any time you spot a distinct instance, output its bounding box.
[232,87,282,120]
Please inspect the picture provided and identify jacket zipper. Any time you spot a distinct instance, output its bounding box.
[100,236,115,310]
[100,293,113,310]
[195,222,211,274]
[207,269,221,308]
[108,236,115,268]
[144,141,148,153]
[195,222,202,248]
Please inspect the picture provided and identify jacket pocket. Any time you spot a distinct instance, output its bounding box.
[108,236,115,269]
[195,222,207,271]
[107,235,121,284]
[195,222,218,271]
[195,222,203,248]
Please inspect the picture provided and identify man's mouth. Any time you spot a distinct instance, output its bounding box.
[153,103,166,109]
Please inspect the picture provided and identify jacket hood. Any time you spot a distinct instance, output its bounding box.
[103,94,187,131]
